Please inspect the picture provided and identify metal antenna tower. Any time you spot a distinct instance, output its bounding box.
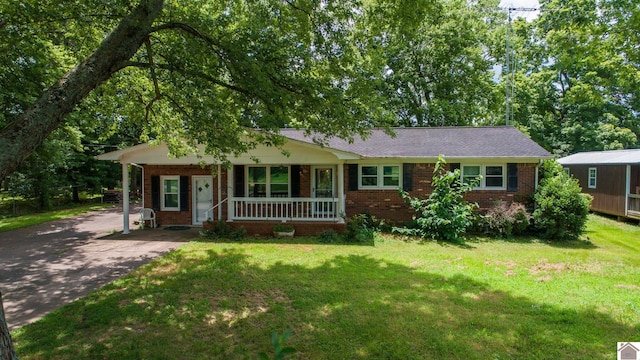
[505,7,538,126]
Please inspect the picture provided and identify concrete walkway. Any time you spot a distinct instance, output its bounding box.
[0,205,195,330]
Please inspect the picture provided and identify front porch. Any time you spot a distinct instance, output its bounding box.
[627,194,640,219]
[202,196,345,236]
[225,197,341,222]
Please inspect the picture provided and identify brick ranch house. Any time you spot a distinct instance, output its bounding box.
[97,126,551,235]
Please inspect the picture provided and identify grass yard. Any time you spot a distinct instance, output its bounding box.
[0,202,113,233]
[11,214,640,359]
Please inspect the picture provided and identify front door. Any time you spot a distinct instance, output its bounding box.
[313,167,334,214]
[192,176,213,225]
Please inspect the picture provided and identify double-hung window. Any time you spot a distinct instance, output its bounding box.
[461,165,505,189]
[247,165,290,197]
[161,176,180,210]
[462,165,481,186]
[484,166,504,188]
[588,167,597,189]
[359,165,400,189]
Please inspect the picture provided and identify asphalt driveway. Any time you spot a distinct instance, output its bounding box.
[0,205,192,330]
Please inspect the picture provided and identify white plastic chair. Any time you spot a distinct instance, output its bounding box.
[140,208,157,229]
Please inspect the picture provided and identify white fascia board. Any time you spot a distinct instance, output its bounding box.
[345,156,550,164]
[229,140,358,165]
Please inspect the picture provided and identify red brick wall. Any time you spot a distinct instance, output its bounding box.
[143,165,216,226]
[465,163,537,209]
[343,162,538,224]
[145,162,538,230]
[228,221,345,236]
[299,165,312,197]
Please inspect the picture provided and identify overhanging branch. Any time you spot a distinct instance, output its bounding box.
[123,61,252,96]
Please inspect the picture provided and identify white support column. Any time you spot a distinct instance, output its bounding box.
[227,166,234,221]
[122,163,130,234]
[217,164,222,221]
[626,164,631,216]
[337,163,345,223]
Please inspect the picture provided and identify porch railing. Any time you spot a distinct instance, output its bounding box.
[232,197,340,221]
[628,194,640,218]
[204,197,228,222]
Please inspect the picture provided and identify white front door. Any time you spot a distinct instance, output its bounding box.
[192,176,213,225]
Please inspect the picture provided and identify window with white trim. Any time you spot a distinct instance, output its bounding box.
[247,165,290,197]
[359,165,401,189]
[485,166,504,187]
[462,165,481,187]
[161,176,180,211]
[588,167,597,189]
[461,165,505,189]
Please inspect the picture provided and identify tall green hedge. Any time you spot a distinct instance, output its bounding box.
[533,160,592,241]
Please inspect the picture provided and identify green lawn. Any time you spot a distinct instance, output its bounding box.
[11,214,640,359]
[0,202,113,233]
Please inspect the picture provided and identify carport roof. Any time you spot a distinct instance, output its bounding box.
[558,149,640,165]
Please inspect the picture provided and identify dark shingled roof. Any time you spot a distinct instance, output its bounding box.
[280,126,551,159]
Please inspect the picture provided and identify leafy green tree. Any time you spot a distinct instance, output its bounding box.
[395,156,479,243]
[0,0,406,179]
[533,160,592,240]
[0,2,429,351]
[509,0,640,155]
[366,0,504,126]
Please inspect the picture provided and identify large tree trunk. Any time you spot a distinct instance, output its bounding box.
[0,0,165,179]
[0,292,17,360]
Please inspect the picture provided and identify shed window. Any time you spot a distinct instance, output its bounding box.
[588,167,597,189]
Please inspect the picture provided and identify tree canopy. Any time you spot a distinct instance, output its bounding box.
[509,0,640,155]
[1,0,639,178]
[0,0,403,179]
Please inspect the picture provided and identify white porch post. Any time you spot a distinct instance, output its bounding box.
[337,163,345,223]
[122,162,130,234]
[227,167,234,221]
[218,164,223,221]
[626,164,631,217]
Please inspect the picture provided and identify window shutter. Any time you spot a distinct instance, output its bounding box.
[234,165,245,197]
[348,164,358,191]
[290,165,301,197]
[180,176,189,211]
[402,163,414,191]
[151,175,160,210]
[507,163,518,192]
[450,163,461,188]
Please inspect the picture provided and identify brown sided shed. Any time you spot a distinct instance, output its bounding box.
[558,149,640,219]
